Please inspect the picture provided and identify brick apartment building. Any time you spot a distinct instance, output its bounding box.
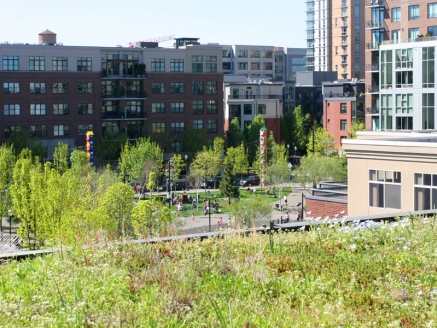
[0,31,223,159]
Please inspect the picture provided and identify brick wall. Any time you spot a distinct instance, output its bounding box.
[305,198,348,219]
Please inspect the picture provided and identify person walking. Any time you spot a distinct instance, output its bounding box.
[191,212,195,221]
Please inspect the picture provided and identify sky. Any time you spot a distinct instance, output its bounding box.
[0,0,307,49]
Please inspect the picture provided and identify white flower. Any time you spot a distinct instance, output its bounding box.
[350,244,357,251]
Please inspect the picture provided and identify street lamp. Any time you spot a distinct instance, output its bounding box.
[7,209,12,236]
[287,144,290,162]
[184,154,188,175]
[294,145,297,161]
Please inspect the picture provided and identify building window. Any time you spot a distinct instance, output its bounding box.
[250,50,260,58]
[207,100,218,114]
[207,119,218,133]
[340,120,347,130]
[126,101,141,117]
[53,104,69,115]
[414,173,437,210]
[396,116,413,130]
[222,50,231,58]
[408,28,419,39]
[192,81,203,95]
[192,55,203,62]
[422,47,435,88]
[340,103,347,114]
[275,55,283,63]
[392,7,401,22]
[223,62,231,70]
[423,93,435,129]
[30,125,47,137]
[151,122,165,133]
[78,104,93,115]
[192,63,203,73]
[126,80,140,97]
[30,82,46,94]
[171,142,183,153]
[171,102,185,113]
[206,63,217,73]
[238,50,248,58]
[206,81,217,95]
[152,103,166,113]
[171,82,184,93]
[381,94,393,130]
[428,25,437,37]
[238,62,248,70]
[257,104,266,115]
[52,82,68,94]
[193,120,203,129]
[4,104,20,116]
[263,50,273,58]
[263,62,273,70]
[151,82,165,94]
[409,5,420,20]
[151,59,165,72]
[30,104,46,115]
[206,56,217,62]
[77,57,92,71]
[429,3,437,18]
[78,82,93,94]
[2,56,19,71]
[396,71,413,88]
[170,59,184,72]
[78,124,93,136]
[29,57,45,71]
[193,100,204,114]
[52,57,68,71]
[4,126,21,138]
[369,169,401,209]
[275,66,283,73]
[251,62,261,70]
[171,122,185,133]
[3,82,19,94]
[54,125,70,136]
[244,104,252,115]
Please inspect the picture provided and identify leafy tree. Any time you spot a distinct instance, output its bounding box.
[94,130,126,163]
[226,117,244,148]
[265,162,290,207]
[186,166,203,202]
[267,131,288,165]
[219,164,239,205]
[307,128,335,156]
[131,199,174,237]
[70,149,90,178]
[280,106,310,156]
[348,121,365,139]
[53,142,69,174]
[0,145,16,226]
[244,115,266,165]
[230,196,272,227]
[148,130,174,153]
[293,154,347,188]
[224,142,249,182]
[146,172,156,200]
[181,125,207,154]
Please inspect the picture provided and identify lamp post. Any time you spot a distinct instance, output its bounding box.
[294,145,297,163]
[185,154,189,175]
[287,144,290,163]
[208,197,211,232]
[7,209,12,237]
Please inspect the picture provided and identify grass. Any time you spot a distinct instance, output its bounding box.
[0,215,437,326]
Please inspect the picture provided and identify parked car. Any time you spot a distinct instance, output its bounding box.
[200,176,222,189]
[240,175,260,187]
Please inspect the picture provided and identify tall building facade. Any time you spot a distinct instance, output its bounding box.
[306,0,365,79]
[365,0,437,131]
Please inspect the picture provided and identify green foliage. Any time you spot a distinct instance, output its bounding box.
[230,195,272,226]
[131,199,174,237]
[226,117,244,148]
[94,130,126,163]
[280,106,310,156]
[267,131,287,165]
[169,154,185,182]
[191,137,224,182]
[53,142,69,174]
[180,125,208,153]
[0,145,15,220]
[307,128,335,156]
[294,154,347,187]
[148,129,174,153]
[146,172,156,200]
[265,162,290,201]
[224,142,249,176]
[219,164,239,205]
[348,121,365,139]
[70,149,90,177]
[244,115,266,165]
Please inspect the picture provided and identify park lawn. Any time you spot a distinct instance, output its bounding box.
[144,187,293,217]
[0,216,436,326]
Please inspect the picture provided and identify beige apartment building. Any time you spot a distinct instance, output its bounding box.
[306,0,365,79]
[343,131,437,217]
[365,0,437,131]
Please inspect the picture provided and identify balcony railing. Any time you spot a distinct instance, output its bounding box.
[325,92,364,98]
[366,20,385,29]
[366,0,384,6]
[383,35,437,46]
[367,86,379,93]
[102,111,147,120]
[366,107,380,115]
[228,95,283,100]
[365,64,379,71]
[101,91,147,99]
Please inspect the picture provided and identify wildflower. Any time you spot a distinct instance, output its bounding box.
[431,289,437,294]
[350,244,357,251]
[402,302,408,306]
[418,290,423,296]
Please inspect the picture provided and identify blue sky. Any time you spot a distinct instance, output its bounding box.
[0,0,306,48]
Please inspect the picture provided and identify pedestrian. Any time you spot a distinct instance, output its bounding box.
[286,211,290,223]
[191,212,195,221]
[228,218,232,228]
[219,217,223,226]
[284,195,288,206]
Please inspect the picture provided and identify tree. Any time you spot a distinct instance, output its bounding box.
[230,196,272,227]
[148,129,174,153]
[0,145,16,227]
[219,164,239,205]
[280,106,310,156]
[224,142,249,182]
[53,142,69,174]
[226,117,244,148]
[131,199,174,237]
[265,162,290,207]
[181,125,208,154]
[94,130,126,164]
[267,131,287,165]
[244,115,266,165]
[348,121,365,139]
[293,154,347,188]
[186,166,203,202]
[307,128,335,156]
[70,149,90,178]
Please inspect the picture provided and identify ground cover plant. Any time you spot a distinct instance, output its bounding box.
[1,216,436,326]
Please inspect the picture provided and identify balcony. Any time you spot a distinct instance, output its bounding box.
[367,86,379,93]
[102,111,147,120]
[102,91,147,100]
[366,0,384,6]
[366,20,385,29]
[228,95,283,100]
[366,107,380,115]
[365,63,379,71]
